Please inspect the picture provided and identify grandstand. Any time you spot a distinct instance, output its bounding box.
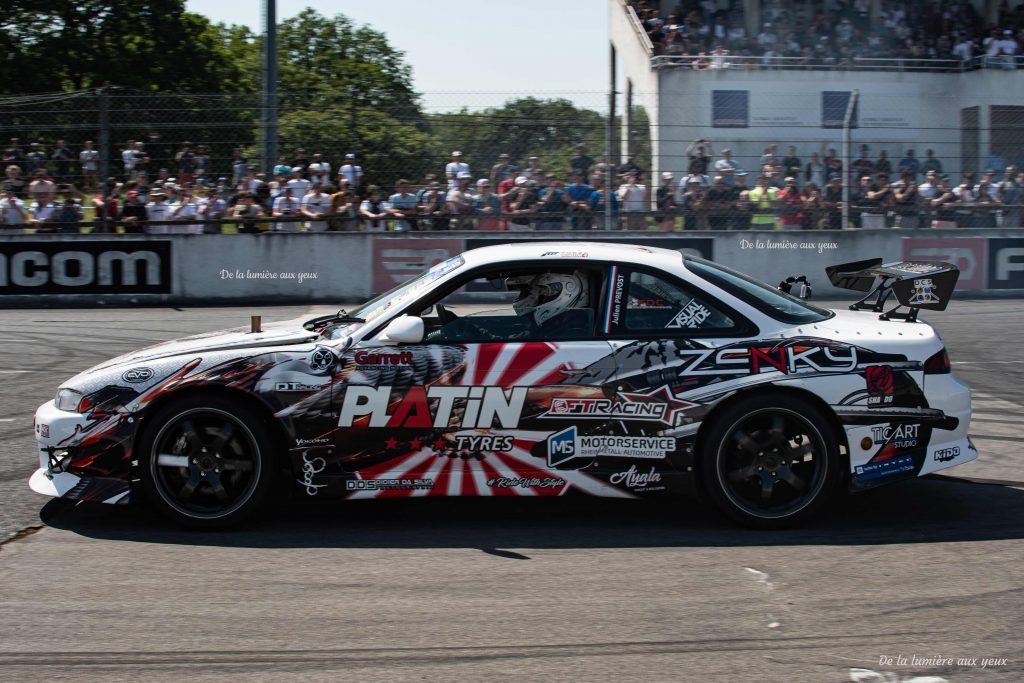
[613,0,1024,183]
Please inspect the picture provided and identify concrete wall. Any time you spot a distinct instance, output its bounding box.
[1,230,1021,308]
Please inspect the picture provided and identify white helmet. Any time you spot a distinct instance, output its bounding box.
[506,271,588,325]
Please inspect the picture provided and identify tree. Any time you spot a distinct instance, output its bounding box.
[0,1,249,94]
[427,98,607,179]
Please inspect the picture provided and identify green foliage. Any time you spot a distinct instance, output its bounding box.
[427,98,607,177]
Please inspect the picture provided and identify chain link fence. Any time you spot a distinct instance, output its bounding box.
[0,87,1021,233]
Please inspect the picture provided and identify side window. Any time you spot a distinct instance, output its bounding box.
[422,266,599,343]
[623,270,736,332]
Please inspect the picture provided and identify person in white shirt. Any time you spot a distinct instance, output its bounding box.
[79,140,99,191]
[285,167,310,199]
[272,187,302,232]
[446,173,476,229]
[617,173,648,230]
[307,154,331,186]
[30,197,58,225]
[445,151,470,189]
[301,184,331,232]
[170,189,203,234]
[339,153,363,189]
[198,189,227,233]
[359,185,391,232]
[122,141,136,179]
[145,191,171,234]
[0,189,27,227]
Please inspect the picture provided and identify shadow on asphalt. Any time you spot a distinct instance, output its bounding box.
[40,475,1024,551]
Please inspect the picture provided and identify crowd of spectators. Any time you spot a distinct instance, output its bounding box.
[1,136,1022,233]
[631,0,1024,69]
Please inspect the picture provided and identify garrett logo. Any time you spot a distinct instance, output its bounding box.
[122,367,154,383]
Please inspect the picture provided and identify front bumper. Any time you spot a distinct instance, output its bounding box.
[30,400,131,505]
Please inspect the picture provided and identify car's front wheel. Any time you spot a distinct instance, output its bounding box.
[137,395,275,529]
[699,393,840,528]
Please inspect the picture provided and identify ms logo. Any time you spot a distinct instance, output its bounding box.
[547,426,579,468]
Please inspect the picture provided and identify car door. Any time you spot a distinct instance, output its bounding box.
[334,262,622,498]
[594,264,755,494]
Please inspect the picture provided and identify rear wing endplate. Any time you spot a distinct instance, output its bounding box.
[825,258,959,322]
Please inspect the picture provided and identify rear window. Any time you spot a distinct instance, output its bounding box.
[685,257,833,324]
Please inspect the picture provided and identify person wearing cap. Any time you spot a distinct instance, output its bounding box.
[507,175,538,231]
[777,176,805,231]
[386,179,419,232]
[655,171,678,231]
[119,189,147,233]
[537,175,568,230]
[617,172,648,231]
[445,151,470,190]
[474,179,503,231]
[520,156,542,182]
[713,149,742,185]
[273,156,292,177]
[447,171,476,229]
[272,187,302,232]
[145,189,172,234]
[490,153,516,186]
[338,153,363,190]
[680,177,705,231]
[570,145,595,180]
[747,174,778,229]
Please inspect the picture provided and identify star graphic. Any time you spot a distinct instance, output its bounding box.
[384,437,398,450]
[618,384,697,427]
[410,437,422,450]
[433,438,446,450]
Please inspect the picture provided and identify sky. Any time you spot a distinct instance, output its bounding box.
[185,0,611,112]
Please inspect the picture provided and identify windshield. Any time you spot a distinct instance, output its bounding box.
[684,256,833,324]
[348,255,465,325]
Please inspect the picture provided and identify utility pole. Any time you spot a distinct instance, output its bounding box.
[606,44,617,231]
[261,0,278,175]
[97,84,110,233]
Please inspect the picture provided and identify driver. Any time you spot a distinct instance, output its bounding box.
[505,270,589,326]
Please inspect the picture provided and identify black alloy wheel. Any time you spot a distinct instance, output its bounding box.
[138,396,275,528]
[700,393,839,528]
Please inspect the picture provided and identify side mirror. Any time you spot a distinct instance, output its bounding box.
[378,315,424,345]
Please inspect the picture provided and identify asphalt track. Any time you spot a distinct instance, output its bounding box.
[1,300,1022,682]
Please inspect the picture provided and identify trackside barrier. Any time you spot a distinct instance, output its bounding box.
[0,229,1022,307]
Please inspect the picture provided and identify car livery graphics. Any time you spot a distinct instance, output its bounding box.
[29,243,976,528]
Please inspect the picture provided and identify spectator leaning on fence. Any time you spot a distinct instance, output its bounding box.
[445,151,470,190]
[301,183,331,232]
[490,153,516,187]
[655,171,678,231]
[617,172,648,230]
[360,185,390,232]
[566,171,593,231]
[0,187,26,228]
[474,179,503,231]
[339,153,364,190]
[998,167,1022,228]
[387,179,418,232]
[508,176,538,232]
[120,190,147,233]
[747,175,778,229]
[272,187,301,232]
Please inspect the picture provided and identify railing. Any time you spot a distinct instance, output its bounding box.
[2,205,1020,234]
[620,0,654,56]
[650,54,1024,74]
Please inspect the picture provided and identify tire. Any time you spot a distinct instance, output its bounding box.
[137,395,276,529]
[698,393,840,528]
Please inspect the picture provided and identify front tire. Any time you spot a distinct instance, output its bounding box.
[137,395,275,529]
[699,393,840,528]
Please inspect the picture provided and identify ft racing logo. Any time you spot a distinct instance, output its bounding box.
[542,385,695,427]
[339,385,528,429]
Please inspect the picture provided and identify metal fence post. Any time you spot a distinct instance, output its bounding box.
[98,84,110,233]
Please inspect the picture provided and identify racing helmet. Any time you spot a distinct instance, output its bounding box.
[506,271,588,325]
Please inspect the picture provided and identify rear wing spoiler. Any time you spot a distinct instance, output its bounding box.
[825,258,959,321]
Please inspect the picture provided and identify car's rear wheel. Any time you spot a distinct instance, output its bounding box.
[699,393,839,528]
[137,395,275,529]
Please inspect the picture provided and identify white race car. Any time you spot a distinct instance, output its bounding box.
[30,242,976,528]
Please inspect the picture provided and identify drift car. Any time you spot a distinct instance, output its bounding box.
[30,242,976,528]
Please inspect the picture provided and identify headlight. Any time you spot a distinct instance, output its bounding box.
[55,388,84,412]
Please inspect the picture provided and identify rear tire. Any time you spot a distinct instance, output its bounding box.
[699,393,840,528]
[137,395,276,529]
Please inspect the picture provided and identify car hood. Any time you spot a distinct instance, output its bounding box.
[77,317,324,377]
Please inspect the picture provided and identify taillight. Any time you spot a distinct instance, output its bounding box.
[924,348,951,374]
